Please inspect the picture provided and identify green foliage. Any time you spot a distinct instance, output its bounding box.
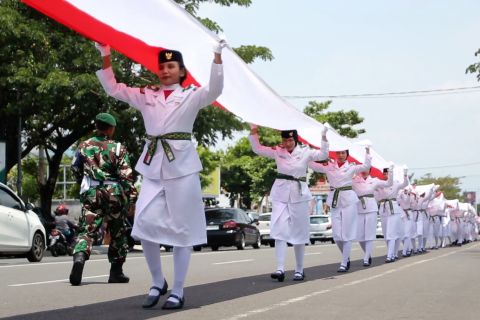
[175,0,252,15]
[6,156,39,203]
[198,146,221,188]
[414,173,463,200]
[303,101,365,138]
[233,46,274,64]
[466,48,480,81]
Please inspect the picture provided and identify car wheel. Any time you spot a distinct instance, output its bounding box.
[310,240,316,245]
[211,246,219,251]
[236,233,245,250]
[252,234,261,249]
[193,245,202,252]
[27,232,45,262]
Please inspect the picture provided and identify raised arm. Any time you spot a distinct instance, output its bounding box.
[309,126,330,161]
[374,165,394,190]
[94,43,146,109]
[398,168,409,189]
[352,147,372,174]
[192,40,226,110]
[248,124,276,159]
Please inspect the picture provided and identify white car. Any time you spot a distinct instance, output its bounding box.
[0,182,46,262]
[258,213,275,247]
[309,215,334,244]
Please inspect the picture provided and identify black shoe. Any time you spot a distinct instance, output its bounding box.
[385,257,394,263]
[69,252,87,286]
[346,258,351,270]
[363,257,372,267]
[108,262,130,283]
[293,271,305,281]
[270,270,285,282]
[162,294,185,310]
[142,280,169,309]
[337,265,347,273]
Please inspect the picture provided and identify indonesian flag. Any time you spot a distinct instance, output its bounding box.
[23,0,389,175]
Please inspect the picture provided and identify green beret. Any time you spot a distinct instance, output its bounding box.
[95,112,117,127]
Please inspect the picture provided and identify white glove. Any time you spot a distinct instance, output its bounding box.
[389,165,394,173]
[321,126,328,137]
[213,39,227,54]
[95,42,111,57]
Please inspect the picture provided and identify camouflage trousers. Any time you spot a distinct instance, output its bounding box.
[73,185,129,263]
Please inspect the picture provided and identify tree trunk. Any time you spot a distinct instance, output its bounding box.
[39,151,63,215]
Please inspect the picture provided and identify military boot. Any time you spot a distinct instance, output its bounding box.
[108,262,130,283]
[69,252,87,286]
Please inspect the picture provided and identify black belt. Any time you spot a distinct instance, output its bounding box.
[276,173,306,191]
[379,198,397,214]
[144,132,192,164]
[330,186,353,209]
[404,209,411,220]
[358,194,374,210]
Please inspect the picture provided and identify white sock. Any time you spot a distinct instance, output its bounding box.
[293,244,305,273]
[342,241,352,266]
[394,239,400,257]
[422,237,427,249]
[364,241,373,262]
[275,240,287,272]
[387,240,395,258]
[336,240,344,254]
[411,238,417,251]
[141,240,165,296]
[168,246,192,302]
[402,239,410,254]
[359,241,366,253]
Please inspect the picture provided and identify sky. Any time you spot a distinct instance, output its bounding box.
[198,0,480,195]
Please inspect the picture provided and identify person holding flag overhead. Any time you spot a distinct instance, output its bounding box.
[249,125,329,282]
[309,144,371,272]
[95,39,226,310]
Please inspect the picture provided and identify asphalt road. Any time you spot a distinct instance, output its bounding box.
[1,240,479,320]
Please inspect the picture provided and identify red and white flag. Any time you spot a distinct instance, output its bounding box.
[23,0,390,175]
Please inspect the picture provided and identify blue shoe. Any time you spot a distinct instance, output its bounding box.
[162,294,185,310]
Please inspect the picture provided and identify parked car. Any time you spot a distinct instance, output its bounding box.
[0,182,46,262]
[205,207,261,251]
[258,213,275,247]
[309,214,334,244]
[376,217,384,238]
[246,211,260,222]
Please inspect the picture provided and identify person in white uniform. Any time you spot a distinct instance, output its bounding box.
[427,191,446,250]
[352,164,393,266]
[397,187,415,257]
[309,146,371,272]
[249,125,329,281]
[375,167,409,262]
[95,40,226,309]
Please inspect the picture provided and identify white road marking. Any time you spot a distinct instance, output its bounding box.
[376,245,386,248]
[222,244,478,320]
[214,259,254,265]
[8,275,109,287]
[304,252,322,256]
[0,256,145,269]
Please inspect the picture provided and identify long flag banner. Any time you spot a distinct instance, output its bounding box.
[22,0,389,175]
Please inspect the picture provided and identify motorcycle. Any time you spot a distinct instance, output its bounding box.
[49,229,74,257]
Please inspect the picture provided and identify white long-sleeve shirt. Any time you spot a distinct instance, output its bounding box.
[249,134,329,203]
[353,170,393,213]
[309,155,372,208]
[96,63,223,180]
[375,174,409,215]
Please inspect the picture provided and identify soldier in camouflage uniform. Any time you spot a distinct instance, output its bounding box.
[69,112,137,286]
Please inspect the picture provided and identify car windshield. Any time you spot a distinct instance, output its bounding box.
[206,210,235,223]
[258,215,271,221]
[310,216,329,224]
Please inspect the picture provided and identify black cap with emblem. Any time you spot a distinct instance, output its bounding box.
[158,49,184,66]
[280,130,299,144]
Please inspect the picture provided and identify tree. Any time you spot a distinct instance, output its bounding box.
[0,0,272,213]
[413,173,464,201]
[466,48,480,81]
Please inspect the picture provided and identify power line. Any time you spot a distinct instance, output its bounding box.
[283,85,480,99]
[411,161,480,170]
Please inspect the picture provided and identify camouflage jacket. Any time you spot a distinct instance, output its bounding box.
[72,133,138,204]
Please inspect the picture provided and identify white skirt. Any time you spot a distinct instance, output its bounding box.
[431,217,441,237]
[131,174,207,247]
[381,213,403,240]
[270,201,309,245]
[356,211,377,241]
[331,203,358,242]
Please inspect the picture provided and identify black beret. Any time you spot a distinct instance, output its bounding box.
[158,49,184,65]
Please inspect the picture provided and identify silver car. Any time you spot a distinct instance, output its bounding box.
[309,215,334,244]
[0,182,46,262]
